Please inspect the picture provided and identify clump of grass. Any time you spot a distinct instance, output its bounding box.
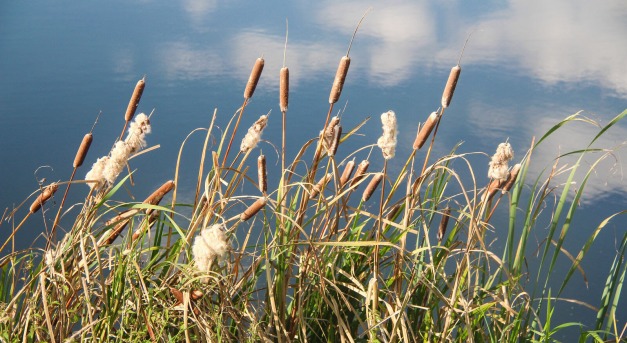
[1,18,626,343]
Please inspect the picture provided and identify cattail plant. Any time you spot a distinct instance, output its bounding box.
[413,110,440,150]
[192,224,230,276]
[223,57,265,165]
[120,77,146,140]
[350,160,370,187]
[377,111,398,160]
[240,115,268,153]
[310,173,332,198]
[280,67,289,113]
[502,163,521,193]
[245,58,264,100]
[241,197,267,221]
[30,183,59,214]
[362,173,383,202]
[339,160,356,187]
[257,154,267,194]
[441,65,461,109]
[329,56,350,105]
[488,142,514,181]
[437,207,452,242]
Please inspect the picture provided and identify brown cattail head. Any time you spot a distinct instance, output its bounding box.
[502,163,522,194]
[350,160,370,187]
[339,160,356,187]
[257,154,267,194]
[441,65,461,109]
[310,173,332,198]
[169,287,184,305]
[362,173,383,202]
[329,56,350,104]
[144,180,175,205]
[413,111,440,150]
[73,133,93,168]
[482,178,505,202]
[280,67,289,112]
[241,197,267,221]
[328,125,342,156]
[29,183,59,214]
[437,207,452,242]
[105,208,140,226]
[125,77,146,122]
[244,57,265,100]
[386,203,403,221]
[102,220,130,245]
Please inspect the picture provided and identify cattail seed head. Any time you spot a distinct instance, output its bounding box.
[310,173,332,198]
[502,163,522,194]
[105,208,140,226]
[144,180,175,206]
[339,160,356,187]
[413,111,440,150]
[125,77,145,122]
[386,203,403,221]
[482,178,505,202]
[30,183,59,213]
[362,173,383,202]
[240,115,268,152]
[73,133,93,168]
[377,111,398,160]
[437,207,452,242]
[102,220,129,245]
[322,116,341,154]
[244,57,264,100]
[241,197,267,221]
[488,142,514,181]
[192,224,230,275]
[280,67,289,112]
[441,65,461,109]
[350,160,370,187]
[257,154,267,193]
[328,125,342,157]
[329,56,350,104]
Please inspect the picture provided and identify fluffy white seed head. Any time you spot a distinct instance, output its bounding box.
[488,142,514,180]
[192,224,229,276]
[240,115,268,152]
[125,113,151,153]
[377,110,398,160]
[85,156,109,189]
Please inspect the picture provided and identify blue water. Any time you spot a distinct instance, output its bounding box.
[1,0,625,339]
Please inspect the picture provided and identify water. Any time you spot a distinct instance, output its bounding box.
[1,0,625,339]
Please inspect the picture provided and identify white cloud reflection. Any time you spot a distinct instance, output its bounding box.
[160,0,627,96]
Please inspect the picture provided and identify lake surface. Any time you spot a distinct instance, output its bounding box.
[1,0,626,339]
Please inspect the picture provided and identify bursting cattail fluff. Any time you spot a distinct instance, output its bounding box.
[125,77,146,122]
[441,65,461,109]
[413,111,440,150]
[192,224,230,274]
[240,115,268,152]
[86,113,151,189]
[280,67,289,112]
[322,116,341,155]
[488,142,514,181]
[244,58,264,100]
[329,56,350,104]
[377,111,397,159]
